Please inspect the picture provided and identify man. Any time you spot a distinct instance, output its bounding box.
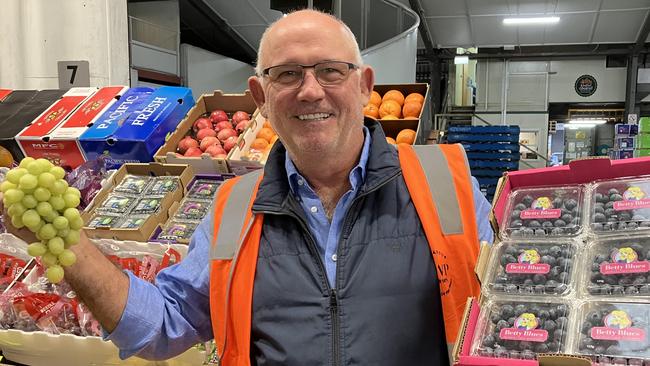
[4,9,492,365]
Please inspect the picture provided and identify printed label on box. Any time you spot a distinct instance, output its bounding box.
[505,249,550,274]
[600,247,650,274]
[520,196,561,219]
[614,186,650,210]
[591,311,646,342]
[499,313,548,342]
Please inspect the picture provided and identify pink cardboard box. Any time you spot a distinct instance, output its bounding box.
[491,156,650,238]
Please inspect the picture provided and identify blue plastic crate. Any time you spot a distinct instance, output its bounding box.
[448,133,520,143]
[460,143,520,152]
[471,169,505,177]
[469,160,519,169]
[466,152,520,161]
[448,125,520,134]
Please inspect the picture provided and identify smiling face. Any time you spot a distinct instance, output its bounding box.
[249,11,374,160]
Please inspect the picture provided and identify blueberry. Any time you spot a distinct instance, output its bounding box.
[495,319,509,331]
[619,211,633,221]
[558,272,569,283]
[594,213,607,223]
[535,343,549,353]
[494,347,509,358]
[552,198,564,208]
[538,309,550,320]
[581,321,593,333]
[490,312,501,323]
[507,317,516,327]
[504,245,518,255]
[608,188,620,195]
[564,199,578,210]
[521,350,535,360]
[579,337,594,350]
[595,253,608,263]
[628,222,639,230]
[594,345,606,354]
[549,246,562,257]
[617,222,628,230]
[605,201,615,209]
[534,285,545,294]
[592,223,604,231]
[515,203,527,211]
[500,305,514,319]
[528,220,542,228]
[478,347,494,357]
[508,350,521,359]
[521,228,535,236]
[594,205,605,214]
[533,274,547,285]
[547,341,560,352]
[610,193,623,201]
[542,221,553,229]
[553,219,567,228]
[523,278,534,286]
[521,195,534,206]
[555,316,568,328]
[483,334,496,347]
[591,262,601,271]
[514,304,527,317]
[540,255,556,266]
[606,345,621,355]
[550,227,564,235]
[519,341,533,351]
[595,193,607,203]
[534,229,546,236]
[625,286,640,295]
[511,210,522,220]
[543,319,557,331]
[553,328,564,341]
[612,285,625,295]
[587,310,603,324]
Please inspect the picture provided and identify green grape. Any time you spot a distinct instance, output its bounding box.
[36,158,53,171]
[63,207,80,221]
[35,202,53,217]
[47,237,65,255]
[52,216,69,230]
[7,202,26,218]
[27,242,47,257]
[21,195,38,209]
[21,186,35,195]
[58,228,70,238]
[37,172,55,189]
[44,211,59,223]
[18,174,38,190]
[4,189,24,205]
[38,224,57,240]
[65,187,81,198]
[19,157,35,169]
[33,187,51,202]
[26,161,46,176]
[63,193,80,208]
[5,168,27,185]
[51,179,68,195]
[22,209,40,228]
[46,265,64,283]
[41,252,58,267]
[0,181,17,193]
[64,230,80,246]
[49,195,65,211]
[50,166,66,180]
[11,215,24,229]
[69,216,83,230]
[58,249,76,267]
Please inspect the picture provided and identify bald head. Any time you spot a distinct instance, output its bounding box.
[255,9,363,75]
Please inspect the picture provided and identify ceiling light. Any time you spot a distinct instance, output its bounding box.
[569,119,607,124]
[503,17,560,25]
[454,56,469,64]
[566,124,596,129]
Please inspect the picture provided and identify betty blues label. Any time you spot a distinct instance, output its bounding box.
[600,247,650,275]
[500,313,548,342]
[506,249,551,274]
[520,196,561,220]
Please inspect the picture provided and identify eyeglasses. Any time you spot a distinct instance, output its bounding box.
[261,61,359,89]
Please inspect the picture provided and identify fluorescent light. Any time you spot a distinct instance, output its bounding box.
[566,123,596,129]
[503,16,560,25]
[569,119,607,125]
[454,56,469,64]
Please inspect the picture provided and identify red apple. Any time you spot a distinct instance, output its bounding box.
[210,110,229,124]
[205,144,227,157]
[197,128,217,141]
[232,111,250,125]
[200,136,220,151]
[223,136,238,153]
[217,128,238,142]
[177,136,199,153]
[193,117,211,133]
[184,147,203,157]
[235,119,250,134]
[214,120,232,132]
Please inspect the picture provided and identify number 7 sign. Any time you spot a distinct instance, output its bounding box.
[57,61,90,89]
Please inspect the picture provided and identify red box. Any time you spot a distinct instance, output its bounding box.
[16,87,97,168]
[491,156,650,239]
[0,90,11,102]
[47,86,128,168]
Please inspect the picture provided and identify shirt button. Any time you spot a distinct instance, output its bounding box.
[310,206,318,213]
[297,179,304,186]
[331,254,337,262]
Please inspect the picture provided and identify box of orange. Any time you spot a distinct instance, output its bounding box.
[367,83,430,145]
[226,112,275,175]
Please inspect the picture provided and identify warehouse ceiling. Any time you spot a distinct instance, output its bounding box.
[198,0,650,60]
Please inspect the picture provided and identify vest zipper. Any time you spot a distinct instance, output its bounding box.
[330,289,340,366]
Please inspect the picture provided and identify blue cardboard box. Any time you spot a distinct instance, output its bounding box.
[80,87,194,168]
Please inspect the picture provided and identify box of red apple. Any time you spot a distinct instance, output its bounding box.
[154,90,258,174]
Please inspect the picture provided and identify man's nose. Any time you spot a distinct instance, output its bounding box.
[297,70,326,102]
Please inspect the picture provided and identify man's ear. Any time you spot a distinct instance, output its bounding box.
[359,65,375,106]
[248,76,267,117]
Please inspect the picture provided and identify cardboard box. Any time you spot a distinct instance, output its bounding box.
[614,137,635,149]
[490,156,650,238]
[0,90,11,102]
[82,162,194,242]
[23,86,129,169]
[615,123,638,136]
[637,133,650,148]
[374,83,430,145]
[154,90,257,174]
[79,87,154,164]
[0,90,65,162]
[226,111,269,175]
[16,87,97,167]
[639,117,650,134]
[609,148,634,159]
[635,148,650,157]
[80,87,194,169]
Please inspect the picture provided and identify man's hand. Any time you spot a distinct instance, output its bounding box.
[0,192,37,244]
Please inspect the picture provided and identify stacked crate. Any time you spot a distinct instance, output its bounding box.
[446,125,520,201]
[609,123,638,159]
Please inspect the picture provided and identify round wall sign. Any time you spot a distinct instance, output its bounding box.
[575,75,597,97]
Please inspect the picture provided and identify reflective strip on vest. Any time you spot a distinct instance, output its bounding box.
[210,169,263,260]
[410,144,463,235]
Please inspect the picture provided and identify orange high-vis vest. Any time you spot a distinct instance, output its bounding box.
[209,144,480,365]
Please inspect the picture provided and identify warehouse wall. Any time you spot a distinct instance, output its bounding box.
[0,0,129,89]
[180,44,254,96]
[548,59,626,103]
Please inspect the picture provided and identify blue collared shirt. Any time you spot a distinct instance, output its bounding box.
[106,130,494,359]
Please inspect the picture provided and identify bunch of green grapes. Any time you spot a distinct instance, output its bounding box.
[1,158,82,283]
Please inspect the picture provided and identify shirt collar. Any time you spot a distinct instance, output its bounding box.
[285,125,371,196]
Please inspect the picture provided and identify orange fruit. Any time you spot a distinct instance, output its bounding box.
[402,101,422,118]
[386,137,396,145]
[404,116,419,120]
[369,91,382,107]
[263,119,273,129]
[382,90,405,106]
[363,104,379,119]
[396,129,416,145]
[404,92,424,105]
[250,138,269,150]
[378,100,402,118]
[257,127,276,143]
[381,115,399,120]
[270,134,279,145]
